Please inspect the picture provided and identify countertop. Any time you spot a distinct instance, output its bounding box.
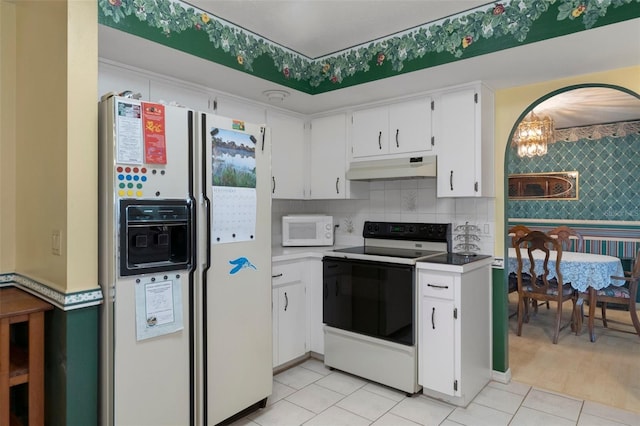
[273,245,494,273]
[272,245,348,262]
[417,254,494,273]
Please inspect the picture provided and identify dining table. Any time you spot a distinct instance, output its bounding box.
[507,247,625,292]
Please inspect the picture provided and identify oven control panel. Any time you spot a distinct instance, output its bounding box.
[363,221,451,243]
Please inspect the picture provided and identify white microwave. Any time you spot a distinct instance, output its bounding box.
[282,215,334,247]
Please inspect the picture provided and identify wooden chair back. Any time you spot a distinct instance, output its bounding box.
[547,225,583,252]
[508,225,532,248]
[507,225,533,295]
[514,230,564,295]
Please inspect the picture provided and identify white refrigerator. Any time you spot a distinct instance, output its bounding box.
[98,95,272,425]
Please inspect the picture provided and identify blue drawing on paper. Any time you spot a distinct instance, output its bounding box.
[229,257,257,275]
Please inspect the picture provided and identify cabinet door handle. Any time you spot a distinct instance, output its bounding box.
[432,307,436,329]
[378,131,382,149]
[261,127,266,151]
[272,176,276,194]
[284,292,288,311]
[335,177,340,194]
[396,129,399,148]
[272,273,283,278]
[450,170,454,191]
[427,283,449,289]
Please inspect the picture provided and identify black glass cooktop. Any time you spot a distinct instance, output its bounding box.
[421,253,492,265]
[332,246,445,260]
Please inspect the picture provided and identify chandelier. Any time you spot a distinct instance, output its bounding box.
[513,111,555,158]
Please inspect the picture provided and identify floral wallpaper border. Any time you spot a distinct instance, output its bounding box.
[0,273,103,311]
[99,0,640,93]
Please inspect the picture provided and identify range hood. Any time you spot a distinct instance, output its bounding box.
[346,156,437,180]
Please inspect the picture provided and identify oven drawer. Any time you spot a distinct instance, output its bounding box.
[419,271,455,299]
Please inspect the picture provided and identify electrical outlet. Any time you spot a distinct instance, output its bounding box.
[51,230,61,256]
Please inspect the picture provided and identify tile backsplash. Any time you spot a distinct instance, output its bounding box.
[272,177,496,254]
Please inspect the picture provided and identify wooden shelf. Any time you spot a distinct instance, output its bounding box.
[1,287,53,426]
[9,347,28,387]
[9,412,22,426]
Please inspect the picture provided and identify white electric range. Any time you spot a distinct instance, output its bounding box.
[322,221,461,394]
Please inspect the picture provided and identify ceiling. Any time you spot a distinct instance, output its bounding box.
[535,87,640,129]
[99,1,640,124]
[186,1,490,58]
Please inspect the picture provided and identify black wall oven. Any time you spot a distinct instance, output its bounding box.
[323,258,414,346]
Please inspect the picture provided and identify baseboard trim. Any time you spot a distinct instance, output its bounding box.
[491,368,512,384]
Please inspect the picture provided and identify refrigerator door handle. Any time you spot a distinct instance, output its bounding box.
[203,196,212,269]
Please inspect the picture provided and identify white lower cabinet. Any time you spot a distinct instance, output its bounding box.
[272,261,307,367]
[272,256,325,368]
[417,260,492,406]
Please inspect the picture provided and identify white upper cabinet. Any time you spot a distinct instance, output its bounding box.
[351,98,433,160]
[433,83,494,198]
[267,111,306,199]
[215,95,266,124]
[310,114,368,199]
[98,62,150,101]
[149,79,213,112]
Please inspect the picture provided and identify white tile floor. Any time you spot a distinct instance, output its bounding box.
[231,358,640,426]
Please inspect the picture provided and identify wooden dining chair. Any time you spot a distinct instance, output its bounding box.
[507,225,533,317]
[547,225,584,252]
[514,231,578,344]
[588,250,640,342]
[509,225,551,312]
[547,225,583,308]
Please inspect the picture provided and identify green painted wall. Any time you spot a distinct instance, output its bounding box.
[492,267,509,373]
[45,306,99,426]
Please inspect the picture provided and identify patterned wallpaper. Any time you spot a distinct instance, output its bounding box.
[507,127,640,221]
[98,0,640,94]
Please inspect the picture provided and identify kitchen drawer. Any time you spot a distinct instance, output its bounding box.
[272,262,305,287]
[419,271,455,299]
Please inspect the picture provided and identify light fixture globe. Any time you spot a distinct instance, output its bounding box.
[262,90,290,103]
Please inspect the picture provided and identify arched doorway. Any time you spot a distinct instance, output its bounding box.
[502,84,640,409]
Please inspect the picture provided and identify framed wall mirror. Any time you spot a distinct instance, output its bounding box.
[508,171,578,200]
